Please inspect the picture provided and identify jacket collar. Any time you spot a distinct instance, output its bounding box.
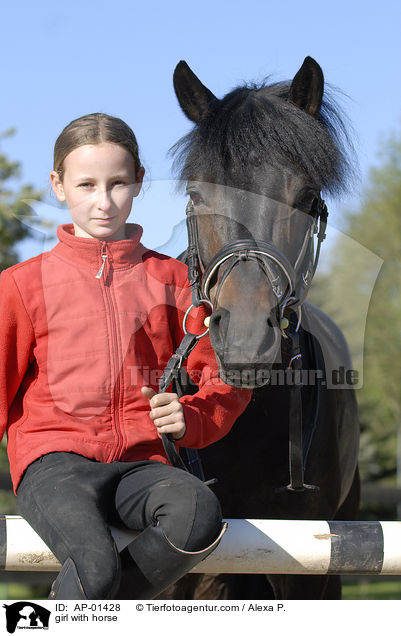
[53,223,145,273]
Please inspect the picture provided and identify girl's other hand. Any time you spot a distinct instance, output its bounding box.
[141,387,186,440]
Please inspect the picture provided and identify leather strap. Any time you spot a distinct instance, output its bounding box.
[159,333,199,472]
[185,196,328,310]
[276,328,320,494]
[158,334,199,394]
[201,239,296,305]
[287,332,305,490]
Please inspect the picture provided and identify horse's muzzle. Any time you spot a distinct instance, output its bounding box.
[209,308,282,388]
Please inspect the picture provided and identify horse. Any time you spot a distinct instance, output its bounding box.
[161,57,360,600]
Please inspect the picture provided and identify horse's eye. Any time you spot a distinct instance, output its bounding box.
[188,191,204,206]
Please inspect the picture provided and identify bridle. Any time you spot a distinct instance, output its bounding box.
[186,195,328,318]
[183,192,329,493]
[159,191,328,492]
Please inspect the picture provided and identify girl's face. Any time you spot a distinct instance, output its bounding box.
[50,142,144,241]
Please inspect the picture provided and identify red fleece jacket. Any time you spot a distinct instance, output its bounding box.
[0,223,251,493]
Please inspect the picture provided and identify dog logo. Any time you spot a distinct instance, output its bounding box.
[3,602,50,633]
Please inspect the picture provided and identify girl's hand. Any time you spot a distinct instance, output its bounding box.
[141,387,186,440]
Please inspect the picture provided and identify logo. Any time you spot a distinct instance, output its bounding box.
[3,602,51,633]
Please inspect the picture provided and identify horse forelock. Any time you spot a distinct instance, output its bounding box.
[171,78,356,196]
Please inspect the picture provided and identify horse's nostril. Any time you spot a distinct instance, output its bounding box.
[267,317,274,328]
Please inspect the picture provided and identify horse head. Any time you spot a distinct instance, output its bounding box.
[172,57,352,388]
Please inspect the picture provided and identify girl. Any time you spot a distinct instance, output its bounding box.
[0,113,251,600]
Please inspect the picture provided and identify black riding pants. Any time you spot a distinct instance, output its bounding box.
[16,452,222,599]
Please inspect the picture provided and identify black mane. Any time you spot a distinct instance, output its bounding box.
[171,80,356,195]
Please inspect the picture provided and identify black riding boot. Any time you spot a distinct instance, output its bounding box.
[48,558,87,600]
[115,521,227,599]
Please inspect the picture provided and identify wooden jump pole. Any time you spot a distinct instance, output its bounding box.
[1,516,400,575]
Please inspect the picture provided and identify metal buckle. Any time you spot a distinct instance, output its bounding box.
[182,299,214,338]
[280,297,302,333]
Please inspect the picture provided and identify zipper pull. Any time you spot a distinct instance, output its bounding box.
[96,244,108,279]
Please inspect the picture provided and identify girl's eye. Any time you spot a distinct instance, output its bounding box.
[78,181,127,189]
[188,191,204,206]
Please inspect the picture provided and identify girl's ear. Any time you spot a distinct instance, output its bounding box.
[133,167,145,198]
[50,171,66,202]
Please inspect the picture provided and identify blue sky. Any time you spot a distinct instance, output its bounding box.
[1,0,400,260]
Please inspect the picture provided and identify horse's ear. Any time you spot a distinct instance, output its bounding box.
[173,61,217,123]
[289,56,324,117]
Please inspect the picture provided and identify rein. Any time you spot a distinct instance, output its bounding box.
[158,301,216,484]
[160,195,328,492]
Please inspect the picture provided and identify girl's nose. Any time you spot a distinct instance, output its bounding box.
[97,188,112,210]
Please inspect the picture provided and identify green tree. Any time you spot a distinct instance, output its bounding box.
[310,126,401,483]
[0,128,45,271]
[0,128,45,513]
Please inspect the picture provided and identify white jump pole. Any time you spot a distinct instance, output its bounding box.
[1,516,400,575]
